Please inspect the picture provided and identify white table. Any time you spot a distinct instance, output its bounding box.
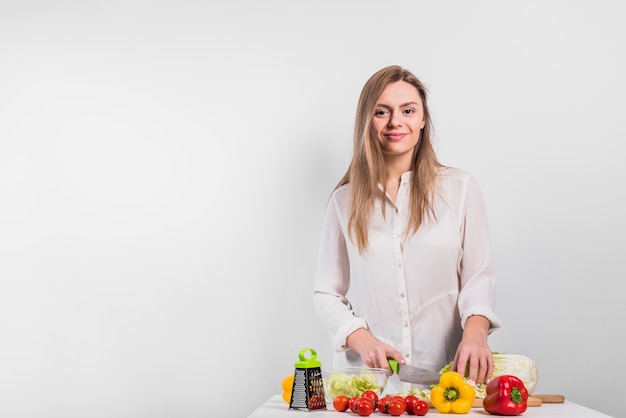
[248,395,614,418]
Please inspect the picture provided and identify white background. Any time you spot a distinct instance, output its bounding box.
[1,1,623,417]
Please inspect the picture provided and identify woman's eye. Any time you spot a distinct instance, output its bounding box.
[403,109,415,115]
[374,109,388,116]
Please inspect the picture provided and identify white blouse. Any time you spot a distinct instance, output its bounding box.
[313,167,501,393]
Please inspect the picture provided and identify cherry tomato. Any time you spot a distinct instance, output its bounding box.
[333,395,349,412]
[356,398,374,416]
[349,396,362,413]
[404,394,420,415]
[361,390,379,408]
[413,399,429,416]
[388,399,407,416]
[377,396,392,414]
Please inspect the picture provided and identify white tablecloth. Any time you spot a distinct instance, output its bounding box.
[248,395,614,418]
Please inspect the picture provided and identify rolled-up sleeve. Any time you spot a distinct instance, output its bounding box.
[457,174,502,331]
[312,193,368,352]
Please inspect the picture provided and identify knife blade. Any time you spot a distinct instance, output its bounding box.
[388,359,440,385]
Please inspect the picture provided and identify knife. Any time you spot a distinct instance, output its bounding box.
[388,359,440,385]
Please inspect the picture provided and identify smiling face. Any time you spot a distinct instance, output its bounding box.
[372,81,426,168]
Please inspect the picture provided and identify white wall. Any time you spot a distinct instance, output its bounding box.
[1,1,623,417]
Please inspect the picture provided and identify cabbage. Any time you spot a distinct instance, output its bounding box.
[440,353,539,398]
[406,387,431,398]
[323,372,383,399]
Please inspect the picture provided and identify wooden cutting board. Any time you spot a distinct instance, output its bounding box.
[477,393,564,408]
[425,393,565,408]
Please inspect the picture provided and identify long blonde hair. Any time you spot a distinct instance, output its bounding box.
[336,65,442,253]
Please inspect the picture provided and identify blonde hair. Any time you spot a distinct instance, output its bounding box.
[336,65,442,253]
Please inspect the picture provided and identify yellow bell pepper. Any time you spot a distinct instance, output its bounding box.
[429,371,476,414]
[281,374,294,403]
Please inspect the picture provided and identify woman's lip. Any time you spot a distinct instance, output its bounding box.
[385,133,406,141]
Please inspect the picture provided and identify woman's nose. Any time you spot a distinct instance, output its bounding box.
[388,112,401,127]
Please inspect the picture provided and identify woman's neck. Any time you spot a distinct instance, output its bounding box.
[383,157,412,202]
[384,153,412,182]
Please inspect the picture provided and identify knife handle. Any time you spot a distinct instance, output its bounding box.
[387,359,399,374]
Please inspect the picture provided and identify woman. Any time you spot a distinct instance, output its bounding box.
[313,65,501,394]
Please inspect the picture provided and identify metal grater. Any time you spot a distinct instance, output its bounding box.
[289,348,327,411]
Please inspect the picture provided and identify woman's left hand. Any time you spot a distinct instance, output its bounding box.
[451,315,493,385]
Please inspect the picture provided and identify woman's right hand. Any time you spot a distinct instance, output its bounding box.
[346,328,405,370]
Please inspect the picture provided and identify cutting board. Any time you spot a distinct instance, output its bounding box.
[425,393,565,408]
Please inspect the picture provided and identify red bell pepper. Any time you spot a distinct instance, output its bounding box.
[483,375,529,416]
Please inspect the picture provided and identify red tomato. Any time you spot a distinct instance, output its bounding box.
[361,390,379,407]
[404,395,420,415]
[349,396,362,413]
[377,396,392,414]
[333,395,349,412]
[388,399,407,416]
[413,399,429,416]
[356,398,374,416]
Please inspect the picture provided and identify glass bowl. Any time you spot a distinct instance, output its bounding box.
[322,367,390,404]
